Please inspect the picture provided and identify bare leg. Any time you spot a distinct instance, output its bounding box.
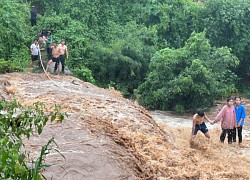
[46,60,52,72]
[30,61,33,68]
[204,132,210,139]
[57,62,60,75]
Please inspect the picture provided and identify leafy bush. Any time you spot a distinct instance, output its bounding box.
[174,104,185,114]
[11,46,31,70]
[71,65,96,84]
[137,32,239,111]
[0,100,65,179]
[0,58,23,73]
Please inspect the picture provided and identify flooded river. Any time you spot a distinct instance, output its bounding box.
[151,110,250,142]
[4,72,250,179]
[150,105,250,179]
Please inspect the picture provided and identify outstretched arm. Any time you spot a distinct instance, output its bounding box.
[204,113,212,123]
[211,106,225,125]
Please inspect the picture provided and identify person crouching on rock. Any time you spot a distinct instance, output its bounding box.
[211,97,236,144]
[46,42,60,74]
[191,110,212,139]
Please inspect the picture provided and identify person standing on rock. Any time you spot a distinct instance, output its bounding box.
[56,39,68,74]
[46,42,60,74]
[30,39,39,68]
[191,110,212,139]
[211,97,236,144]
[45,31,53,61]
[38,36,46,67]
[233,97,246,144]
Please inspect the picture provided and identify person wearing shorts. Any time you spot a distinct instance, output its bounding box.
[31,54,38,61]
[30,39,39,67]
[191,110,212,139]
[46,42,60,74]
[194,122,208,136]
[56,39,68,73]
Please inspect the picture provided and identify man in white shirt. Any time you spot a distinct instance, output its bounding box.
[30,39,39,67]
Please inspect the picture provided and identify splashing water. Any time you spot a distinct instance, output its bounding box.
[151,109,250,179]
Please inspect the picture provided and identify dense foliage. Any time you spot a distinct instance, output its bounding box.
[33,0,158,95]
[0,100,65,179]
[137,32,239,112]
[1,0,250,111]
[0,0,31,70]
[200,0,250,80]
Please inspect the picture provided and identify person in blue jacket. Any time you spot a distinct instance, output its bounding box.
[233,97,246,144]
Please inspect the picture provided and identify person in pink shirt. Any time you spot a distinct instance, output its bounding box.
[211,97,236,144]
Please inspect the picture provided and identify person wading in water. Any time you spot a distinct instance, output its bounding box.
[211,97,236,144]
[191,110,212,140]
[233,97,246,144]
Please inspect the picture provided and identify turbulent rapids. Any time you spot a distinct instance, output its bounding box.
[1,72,250,179]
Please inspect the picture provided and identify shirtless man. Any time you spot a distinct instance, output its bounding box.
[56,39,69,74]
[191,110,212,139]
[46,42,60,74]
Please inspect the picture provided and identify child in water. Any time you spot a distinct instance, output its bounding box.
[191,110,212,139]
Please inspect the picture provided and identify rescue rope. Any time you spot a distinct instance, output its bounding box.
[38,48,53,81]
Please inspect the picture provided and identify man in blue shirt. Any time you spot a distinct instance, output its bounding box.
[233,97,246,144]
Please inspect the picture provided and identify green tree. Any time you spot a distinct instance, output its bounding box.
[86,22,157,96]
[200,0,250,81]
[35,0,158,96]
[137,32,239,111]
[0,0,31,69]
[142,0,203,49]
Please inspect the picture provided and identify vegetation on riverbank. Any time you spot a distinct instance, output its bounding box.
[1,0,250,112]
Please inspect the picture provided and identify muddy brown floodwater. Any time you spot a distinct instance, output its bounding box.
[1,72,250,179]
[151,99,250,179]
